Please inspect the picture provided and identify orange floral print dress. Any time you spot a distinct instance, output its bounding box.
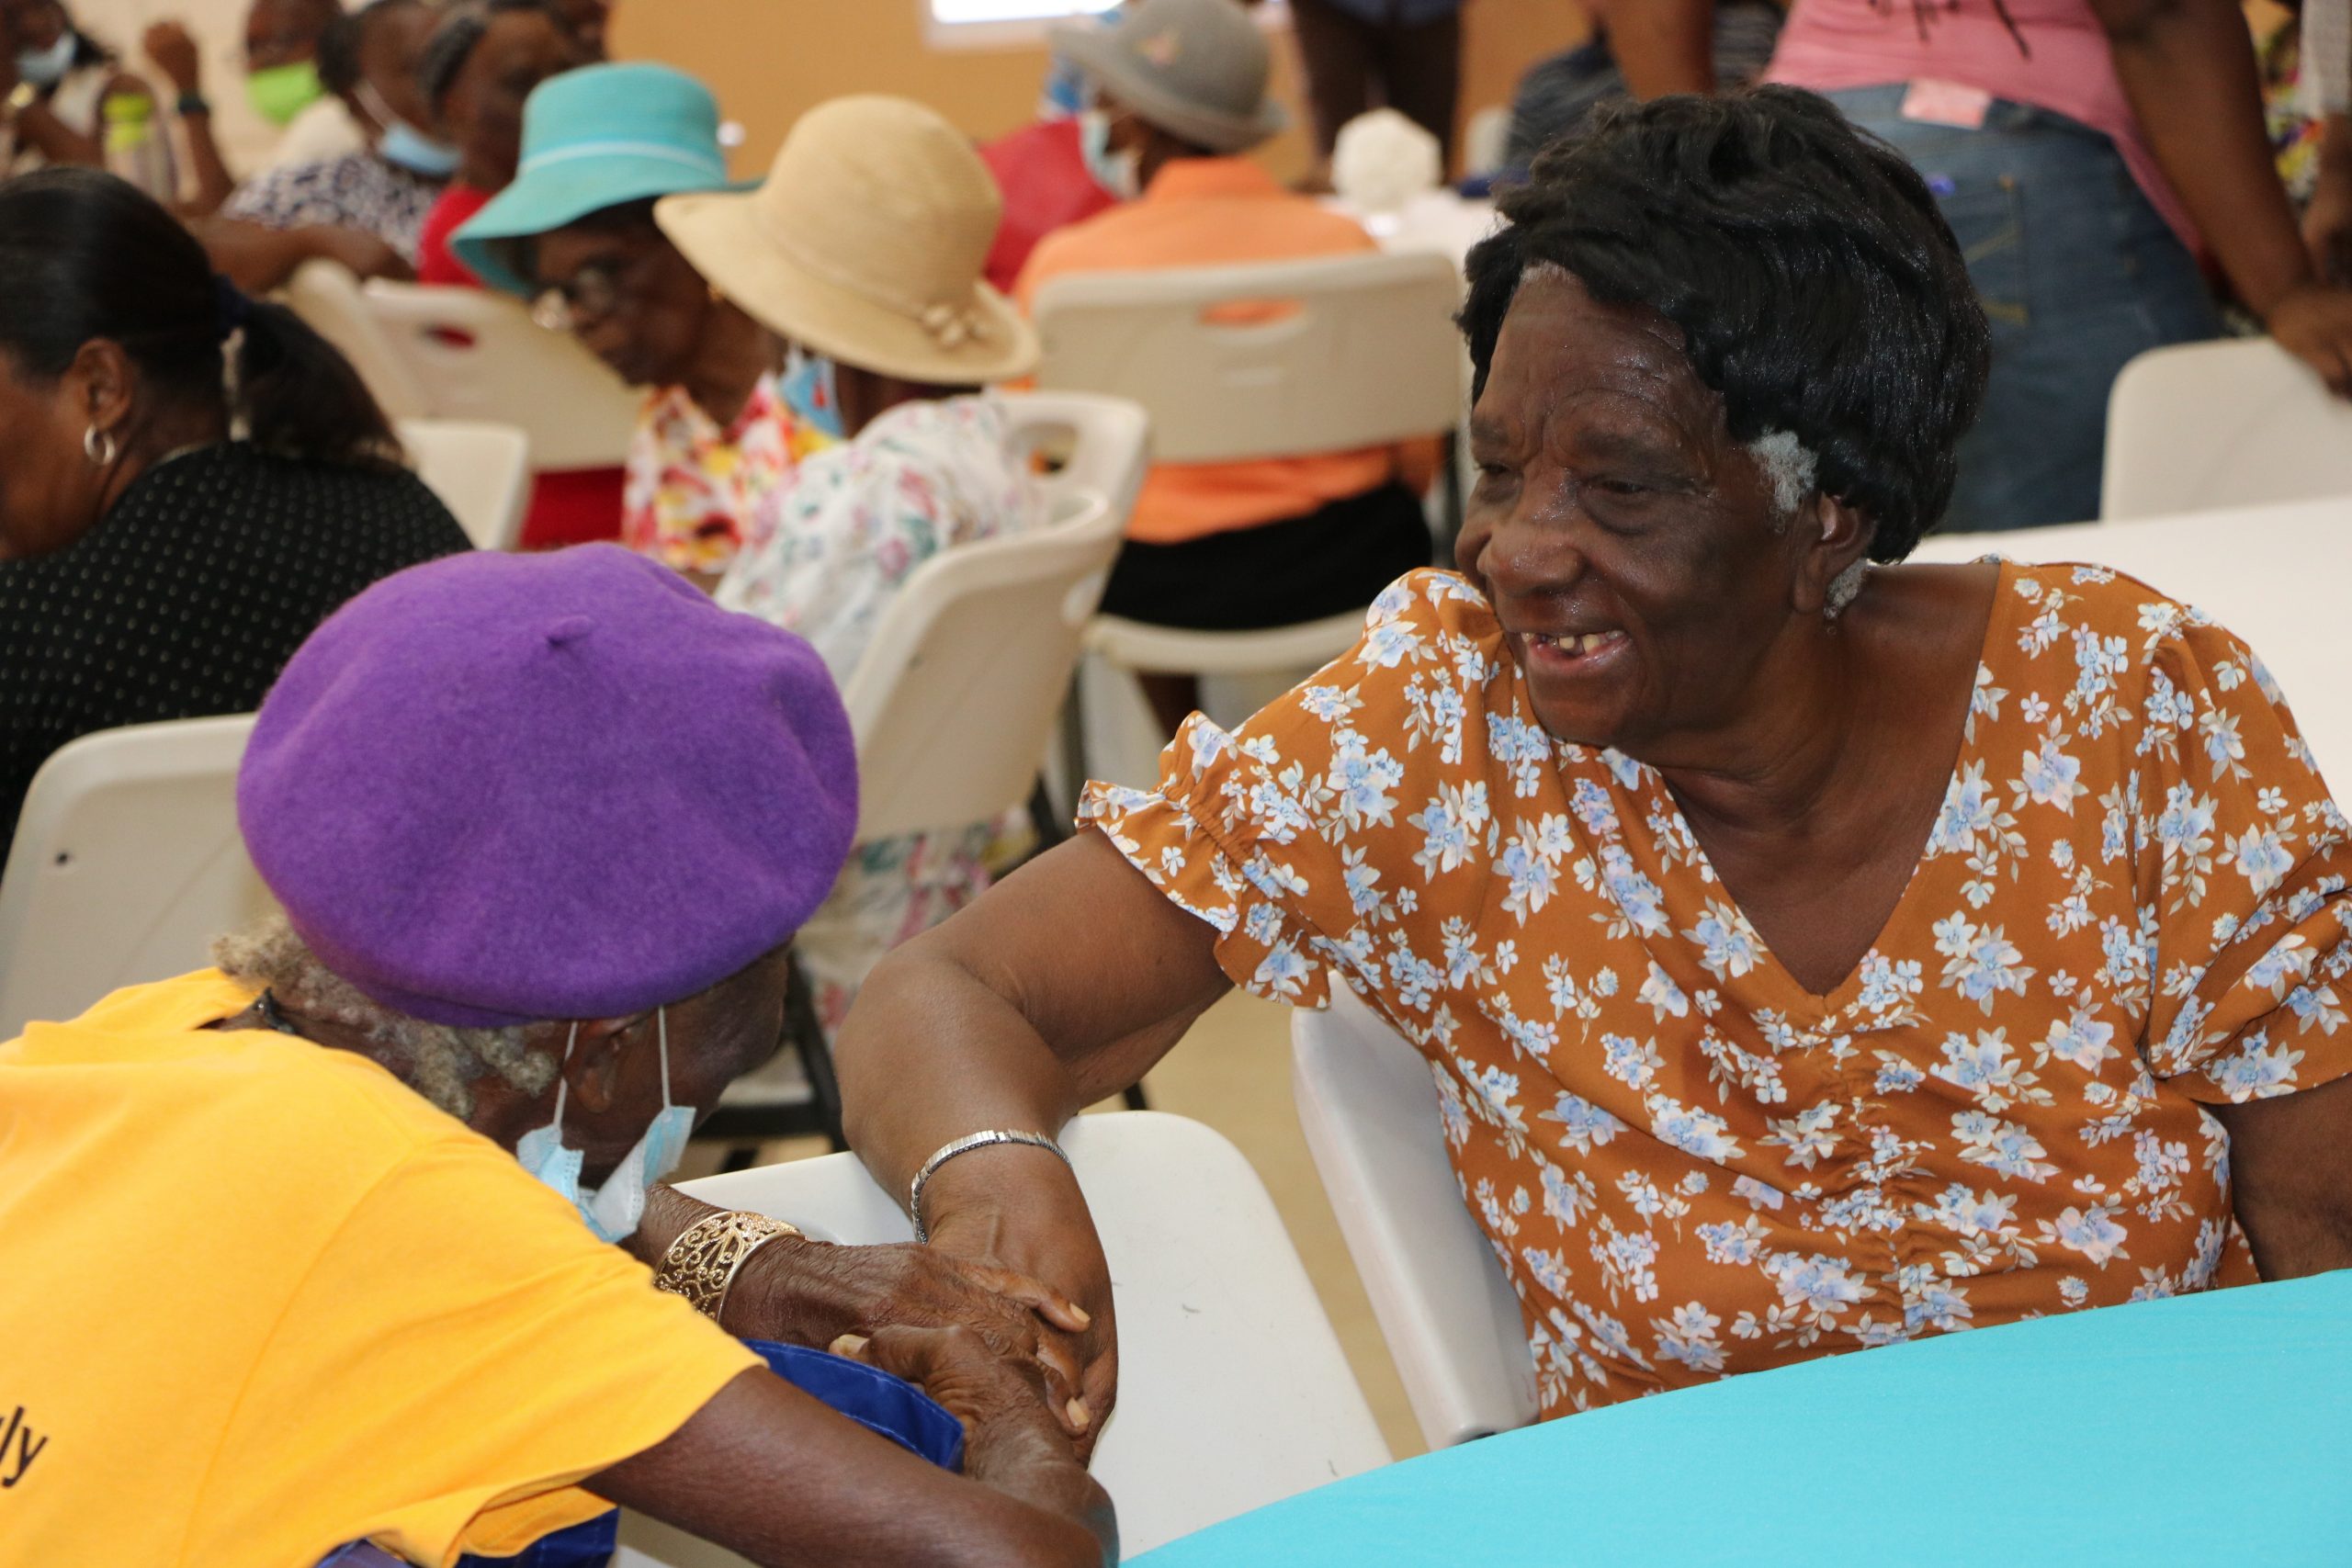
[1080,563,2352,1417]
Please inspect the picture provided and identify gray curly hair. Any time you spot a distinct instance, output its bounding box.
[212,913,559,1120]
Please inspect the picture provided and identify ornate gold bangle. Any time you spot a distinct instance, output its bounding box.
[652,1210,802,1323]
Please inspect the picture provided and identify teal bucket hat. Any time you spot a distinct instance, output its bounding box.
[452,62,753,299]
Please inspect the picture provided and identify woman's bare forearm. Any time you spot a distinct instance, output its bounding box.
[837,834,1230,1219]
[2098,0,2313,313]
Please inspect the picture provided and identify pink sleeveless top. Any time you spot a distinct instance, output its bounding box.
[1766,0,2199,254]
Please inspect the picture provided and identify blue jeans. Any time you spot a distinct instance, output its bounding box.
[1820,86,2222,531]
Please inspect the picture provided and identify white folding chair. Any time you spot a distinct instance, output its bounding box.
[2101,338,2352,520]
[395,418,532,550]
[280,259,432,421]
[1033,251,1463,709]
[362,280,643,470]
[700,393,1147,1157]
[613,1111,1392,1568]
[0,716,271,1042]
[1291,982,1542,1451]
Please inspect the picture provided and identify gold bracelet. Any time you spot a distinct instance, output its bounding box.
[652,1210,802,1323]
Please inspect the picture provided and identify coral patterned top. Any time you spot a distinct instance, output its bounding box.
[1080,563,2352,1417]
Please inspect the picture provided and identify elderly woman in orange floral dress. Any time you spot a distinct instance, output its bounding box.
[831,88,2352,1434]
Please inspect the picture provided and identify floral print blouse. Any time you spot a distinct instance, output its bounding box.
[623,372,831,578]
[717,395,1047,1035]
[1080,562,2352,1418]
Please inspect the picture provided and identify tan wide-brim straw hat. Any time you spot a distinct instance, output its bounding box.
[656,95,1039,387]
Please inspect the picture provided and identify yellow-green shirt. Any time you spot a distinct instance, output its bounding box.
[0,971,757,1567]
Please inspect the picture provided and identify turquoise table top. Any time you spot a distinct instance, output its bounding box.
[1134,1269,2352,1565]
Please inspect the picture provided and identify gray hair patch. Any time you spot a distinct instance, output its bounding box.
[1747,429,1818,525]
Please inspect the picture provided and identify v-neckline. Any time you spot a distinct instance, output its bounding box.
[1613,559,2018,1024]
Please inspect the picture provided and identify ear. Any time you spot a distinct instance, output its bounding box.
[1788,492,1875,619]
[564,1013,647,1114]
[65,340,138,442]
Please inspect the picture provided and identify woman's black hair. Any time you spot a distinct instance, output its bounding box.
[0,168,401,470]
[415,0,553,112]
[1458,85,1990,560]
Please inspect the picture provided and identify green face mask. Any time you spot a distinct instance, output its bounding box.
[245,59,324,127]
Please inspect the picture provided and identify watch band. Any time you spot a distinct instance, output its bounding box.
[652,1210,802,1324]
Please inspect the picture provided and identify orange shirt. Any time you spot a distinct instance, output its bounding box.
[0,971,758,1567]
[1082,563,2352,1418]
[1015,157,1437,546]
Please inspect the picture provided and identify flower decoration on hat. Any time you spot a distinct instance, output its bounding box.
[1140,28,1182,66]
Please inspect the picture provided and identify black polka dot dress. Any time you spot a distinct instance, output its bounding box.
[0,443,472,856]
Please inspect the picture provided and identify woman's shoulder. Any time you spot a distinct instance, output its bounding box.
[1995,558,2259,671]
[141,445,469,550]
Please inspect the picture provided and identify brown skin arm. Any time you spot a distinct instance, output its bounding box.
[196,214,413,292]
[836,832,1234,1447]
[2092,0,2352,392]
[2210,1072,2352,1277]
[145,22,235,215]
[588,1334,1114,1568]
[1586,0,1718,99]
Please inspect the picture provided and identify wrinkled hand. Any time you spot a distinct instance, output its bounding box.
[831,1324,1075,1477]
[142,22,202,97]
[923,1201,1119,1462]
[729,1235,1100,1449]
[2266,282,2352,397]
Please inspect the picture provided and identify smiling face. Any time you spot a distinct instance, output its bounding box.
[1456,265,1823,758]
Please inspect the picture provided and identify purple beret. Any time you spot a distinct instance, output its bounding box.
[239,545,858,1028]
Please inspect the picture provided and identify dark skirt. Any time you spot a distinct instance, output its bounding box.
[1099,481,1435,632]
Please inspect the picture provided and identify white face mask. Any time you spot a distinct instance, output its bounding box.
[514,1010,695,1244]
[1079,108,1142,202]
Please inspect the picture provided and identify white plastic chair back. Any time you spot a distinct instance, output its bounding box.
[1292,983,1541,1450]
[396,419,532,549]
[281,259,431,421]
[362,281,642,469]
[0,716,269,1041]
[838,481,1126,845]
[612,1112,1390,1567]
[2102,338,2352,520]
[830,391,1143,844]
[1032,249,1463,463]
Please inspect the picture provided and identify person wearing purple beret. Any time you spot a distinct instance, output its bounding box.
[0,544,1114,1568]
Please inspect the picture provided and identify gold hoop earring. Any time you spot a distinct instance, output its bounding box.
[83,425,118,468]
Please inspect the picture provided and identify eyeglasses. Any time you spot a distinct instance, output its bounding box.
[531,253,653,333]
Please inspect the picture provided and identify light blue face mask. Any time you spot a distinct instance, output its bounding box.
[1078,108,1142,203]
[515,1010,695,1244]
[16,30,77,88]
[356,82,460,176]
[781,344,844,441]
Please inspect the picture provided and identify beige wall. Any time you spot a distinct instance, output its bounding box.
[613,0,1592,182]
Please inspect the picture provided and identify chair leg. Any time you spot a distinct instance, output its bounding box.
[1122,1082,1150,1111]
[1028,776,1073,854]
[786,949,848,1151]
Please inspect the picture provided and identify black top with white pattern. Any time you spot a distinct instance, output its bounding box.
[0,442,471,854]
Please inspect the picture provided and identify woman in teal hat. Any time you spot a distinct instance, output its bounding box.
[455,61,833,585]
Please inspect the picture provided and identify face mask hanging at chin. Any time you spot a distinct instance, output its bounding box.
[356,82,460,176]
[780,343,845,441]
[1079,109,1142,203]
[515,1009,696,1244]
[17,30,78,87]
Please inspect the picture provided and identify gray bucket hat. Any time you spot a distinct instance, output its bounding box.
[1049,0,1287,156]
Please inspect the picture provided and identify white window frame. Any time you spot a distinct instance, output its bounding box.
[921,0,1288,53]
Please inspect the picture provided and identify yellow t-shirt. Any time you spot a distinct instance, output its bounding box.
[0,970,759,1568]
